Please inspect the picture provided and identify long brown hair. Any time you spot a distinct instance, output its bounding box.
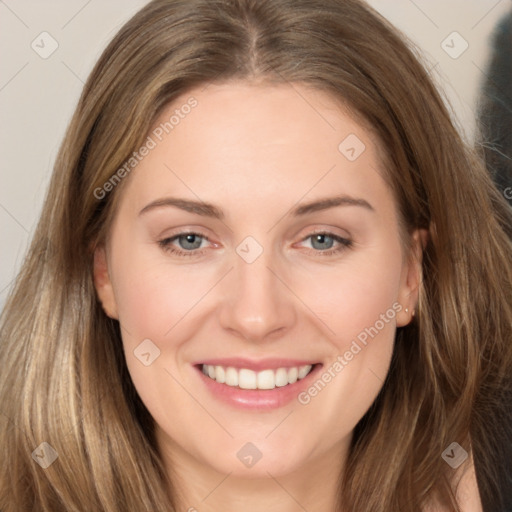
[1,0,511,510]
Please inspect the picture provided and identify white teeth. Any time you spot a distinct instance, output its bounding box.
[275,368,289,387]
[215,365,225,384]
[257,369,275,390]
[201,364,313,390]
[298,365,311,379]
[239,369,257,389]
[225,367,238,386]
[288,367,298,384]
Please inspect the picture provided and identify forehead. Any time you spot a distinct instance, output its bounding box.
[117,81,394,222]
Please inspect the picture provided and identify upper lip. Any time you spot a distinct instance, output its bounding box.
[195,358,320,372]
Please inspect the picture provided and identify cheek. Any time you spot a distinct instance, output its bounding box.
[109,239,216,344]
[107,245,218,428]
[300,268,402,440]
[290,242,403,426]
[293,241,404,349]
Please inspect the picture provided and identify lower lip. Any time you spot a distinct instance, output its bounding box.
[195,364,323,410]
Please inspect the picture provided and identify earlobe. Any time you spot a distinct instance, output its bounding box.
[396,228,428,327]
[93,246,119,320]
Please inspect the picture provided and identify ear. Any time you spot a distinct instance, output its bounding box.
[93,245,119,320]
[396,228,428,327]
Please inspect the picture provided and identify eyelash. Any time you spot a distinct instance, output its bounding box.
[158,230,353,258]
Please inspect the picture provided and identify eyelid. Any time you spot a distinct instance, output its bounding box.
[297,226,351,240]
[157,226,214,245]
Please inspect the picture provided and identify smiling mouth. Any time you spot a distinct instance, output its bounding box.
[199,363,317,390]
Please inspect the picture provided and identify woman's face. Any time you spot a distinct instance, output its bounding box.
[94,82,423,480]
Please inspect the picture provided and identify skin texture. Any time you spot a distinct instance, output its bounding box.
[94,82,436,511]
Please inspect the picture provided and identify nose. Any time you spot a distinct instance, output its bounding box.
[217,243,297,343]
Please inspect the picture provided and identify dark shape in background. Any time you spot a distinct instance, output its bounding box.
[475,10,512,512]
[477,10,512,206]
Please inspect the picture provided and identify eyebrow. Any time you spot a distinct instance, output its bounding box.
[138,194,374,219]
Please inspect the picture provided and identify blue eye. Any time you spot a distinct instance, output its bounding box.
[175,233,204,250]
[158,231,352,258]
[310,233,335,250]
[301,232,352,256]
[158,232,209,256]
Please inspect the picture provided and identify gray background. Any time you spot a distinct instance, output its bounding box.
[1,0,511,310]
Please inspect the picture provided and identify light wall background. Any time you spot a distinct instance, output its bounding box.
[1,0,511,310]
